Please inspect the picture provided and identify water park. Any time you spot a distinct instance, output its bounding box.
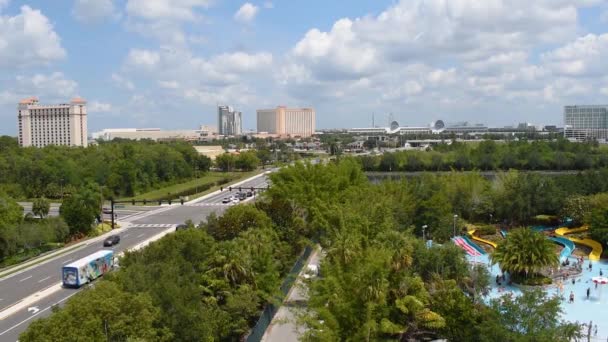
[453,221,608,340]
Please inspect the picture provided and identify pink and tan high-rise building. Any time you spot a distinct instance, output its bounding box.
[17,97,88,147]
[256,106,315,137]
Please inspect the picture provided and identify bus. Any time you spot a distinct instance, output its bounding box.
[62,250,114,288]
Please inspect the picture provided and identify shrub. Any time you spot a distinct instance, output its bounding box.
[476,225,497,236]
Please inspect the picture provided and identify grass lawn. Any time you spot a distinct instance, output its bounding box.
[118,170,263,202]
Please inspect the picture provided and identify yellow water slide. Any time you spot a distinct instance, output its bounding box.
[555,226,603,261]
[467,229,497,249]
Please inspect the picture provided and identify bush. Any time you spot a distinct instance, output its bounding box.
[512,274,552,286]
[476,225,497,236]
[532,215,559,226]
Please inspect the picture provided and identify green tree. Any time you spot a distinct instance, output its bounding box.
[32,197,50,219]
[490,228,558,280]
[20,281,169,342]
[59,185,102,236]
[589,208,608,246]
[489,289,582,341]
[207,205,272,241]
[235,151,260,171]
[215,153,236,172]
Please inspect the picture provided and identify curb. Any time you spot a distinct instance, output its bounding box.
[0,226,175,321]
[0,224,129,280]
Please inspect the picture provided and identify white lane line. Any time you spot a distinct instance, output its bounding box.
[136,233,144,238]
[37,276,51,283]
[0,290,80,337]
[61,258,73,265]
[18,276,32,282]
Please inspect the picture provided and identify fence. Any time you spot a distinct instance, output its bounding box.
[244,245,314,342]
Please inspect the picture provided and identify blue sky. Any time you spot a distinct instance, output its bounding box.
[1,0,608,135]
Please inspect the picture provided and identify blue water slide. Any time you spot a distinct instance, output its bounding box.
[548,236,576,262]
[500,230,507,238]
[461,235,487,255]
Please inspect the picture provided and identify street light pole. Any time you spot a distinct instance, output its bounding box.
[453,214,458,237]
[422,225,428,241]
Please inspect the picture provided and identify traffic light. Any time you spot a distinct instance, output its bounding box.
[229,187,232,192]
[158,200,162,205]
[239,187,242,192]
[220,186,223,192]
[168,199,172,205]
[132,199,135,205]
[143,199,147,205]
[251,187,254,191]
[180,198,184,205]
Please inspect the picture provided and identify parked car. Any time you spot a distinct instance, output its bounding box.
[103,235,120,247]
[102,207,112,214]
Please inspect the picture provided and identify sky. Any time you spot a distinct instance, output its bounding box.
[1,0,608,135]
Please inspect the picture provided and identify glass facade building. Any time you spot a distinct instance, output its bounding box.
[564,105,608,141]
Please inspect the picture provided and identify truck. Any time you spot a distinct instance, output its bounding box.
[62,250,114,288]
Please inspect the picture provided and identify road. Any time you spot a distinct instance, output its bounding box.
[19,202,146,221]
[0,172,271,341]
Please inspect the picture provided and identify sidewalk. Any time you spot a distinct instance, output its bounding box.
[261,247,322,342]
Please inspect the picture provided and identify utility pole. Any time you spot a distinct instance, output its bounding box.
[111,198,115,229]
[422,225,427,241]
[453,214,458,237]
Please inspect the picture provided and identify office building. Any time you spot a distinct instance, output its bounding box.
[17,97,88,147]
[564,105,608,141]
[218,105,242,136]
[256,106,316,137]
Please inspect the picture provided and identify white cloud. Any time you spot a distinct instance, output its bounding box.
[126,49,161,69]
[542,33,608,76]
[16,72,78,98]
[601,87,608,96]
[158,80,180,89]
[111,73,135,90]
[72,0,117,23]
[0,6,66,68]
[88,101,113,112]
[126,0,210,21]
[234,3,259,23]
[0,0,10,10]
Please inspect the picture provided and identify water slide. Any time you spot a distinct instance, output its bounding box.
[452,236,485,256]
[555,226,603,261]
[500,230,507,238]
[547,236,575,262]
[467,229,497,248]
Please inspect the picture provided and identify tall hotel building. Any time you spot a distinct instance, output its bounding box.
[17,97,88,147]
[564,105,608,141]
[256,106,316,137]
[218,105,242,136]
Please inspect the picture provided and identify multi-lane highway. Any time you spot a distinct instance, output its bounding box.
[0,172,271,341]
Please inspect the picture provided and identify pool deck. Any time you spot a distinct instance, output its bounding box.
[469,254,608,340]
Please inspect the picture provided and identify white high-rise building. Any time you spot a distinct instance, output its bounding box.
[218,105,242,136]
[17,97,88,148]
[256,106,315,137]
[564,105,608,141]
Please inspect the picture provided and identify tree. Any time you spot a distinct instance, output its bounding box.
[589,208,608,247]
[60,185,102,236]
[206,205,272,241]
[32,197,50,219]
[235,151,260,171]
[20,281,170,342]
[0,193,23,227]
[215,153,236,172]
[489,289,582,341]
[490,228,558,280]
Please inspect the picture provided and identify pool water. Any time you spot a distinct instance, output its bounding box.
[468,254,608,339]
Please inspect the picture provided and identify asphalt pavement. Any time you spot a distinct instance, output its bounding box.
[0,172,271,341]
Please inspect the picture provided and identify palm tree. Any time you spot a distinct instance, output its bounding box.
[490,228,558,279]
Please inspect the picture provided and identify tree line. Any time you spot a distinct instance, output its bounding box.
[0,136,212,199]
[18,159,593,341]
[361,139,608,172]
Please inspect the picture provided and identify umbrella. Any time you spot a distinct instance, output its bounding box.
[592,276,608,284]
[592,276,608,303]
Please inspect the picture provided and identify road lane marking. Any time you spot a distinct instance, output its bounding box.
[37,276,51,283]
[137,233,144,238]
[61,258,73,264]
[0,290,80,337]
[18,276,32,282]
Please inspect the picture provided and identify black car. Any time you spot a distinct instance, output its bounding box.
[246,191,253,197]
[103,235,120,247]
[238,192,247,200]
